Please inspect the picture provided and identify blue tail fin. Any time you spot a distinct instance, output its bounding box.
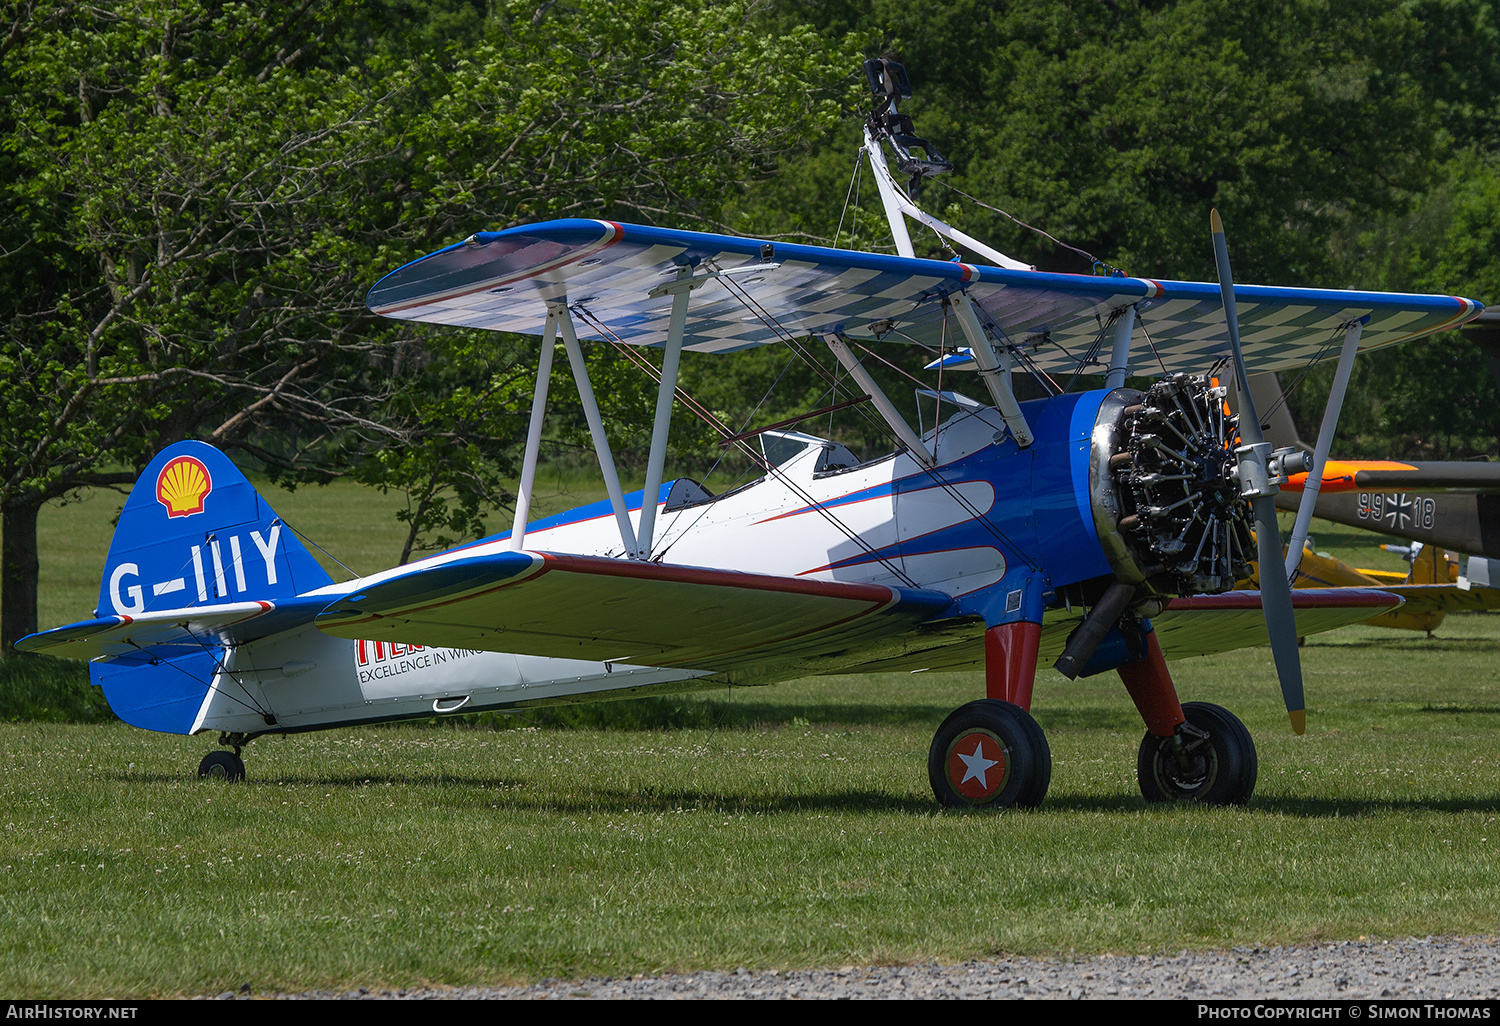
[93,440,333,735]
[99,440,332,618]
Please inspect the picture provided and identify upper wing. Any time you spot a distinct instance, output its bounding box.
[368,219,1482,373]
[313,549,959,681]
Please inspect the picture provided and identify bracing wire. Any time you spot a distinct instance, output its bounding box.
[927,177,1124,276]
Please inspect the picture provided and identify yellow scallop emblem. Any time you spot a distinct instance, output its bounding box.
[156,455,213,518]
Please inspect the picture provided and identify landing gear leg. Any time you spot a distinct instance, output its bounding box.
[197,732,248,782]
[927,620,1051,809]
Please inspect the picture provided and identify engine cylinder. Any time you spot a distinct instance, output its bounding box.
[1090,375,1255,596]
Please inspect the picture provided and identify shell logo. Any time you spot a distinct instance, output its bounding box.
[156,455,213,518]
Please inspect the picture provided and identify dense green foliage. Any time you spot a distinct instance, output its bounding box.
[0,0,855,646]
[733,0,1500,459]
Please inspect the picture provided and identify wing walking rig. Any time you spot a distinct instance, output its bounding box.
[18,64,1484,808]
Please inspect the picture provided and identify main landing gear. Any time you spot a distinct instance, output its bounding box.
[1138,702,1257,805]
[198,733,249,782]
[929,620,1051,810]
[926,620,1257,809]
[929,699,1051,809]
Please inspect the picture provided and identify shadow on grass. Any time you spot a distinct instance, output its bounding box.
[112,764,1500,817]
[119,769,942,815]
[1248,795,1500,816]
[1308,635,1500,653]
[443,699,1136,733]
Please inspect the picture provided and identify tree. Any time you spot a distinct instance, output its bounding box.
[0,0,857,650]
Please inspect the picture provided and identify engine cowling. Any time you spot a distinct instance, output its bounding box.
[1090,375,1255,598]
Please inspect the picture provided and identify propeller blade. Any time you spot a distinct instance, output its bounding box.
[1211,210,1306,734]
[1251,495,1306,733]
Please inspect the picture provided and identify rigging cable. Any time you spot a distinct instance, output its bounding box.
[719,271,1039,572]
[834,149,865,251]
[926,177,1124,276]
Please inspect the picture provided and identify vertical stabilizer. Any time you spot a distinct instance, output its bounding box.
[99,441,331,619]
[91,441,333,734]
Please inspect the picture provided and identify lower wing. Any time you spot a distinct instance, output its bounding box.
[313,550,1401,678]
[314,549,960,682]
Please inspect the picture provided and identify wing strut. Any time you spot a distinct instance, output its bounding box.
[636,266,692,558]
[1104,305,1138,389]
[556,304,642,559]
[950,291,1034,448]
[826,335,935,466]
[510,309,559,550]
[862,126,1032,271]
[1283,318,1364,579]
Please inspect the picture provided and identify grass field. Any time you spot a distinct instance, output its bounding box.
[4,474,1498,996]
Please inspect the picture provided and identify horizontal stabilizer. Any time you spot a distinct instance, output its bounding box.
[15,595,335,661]
[314,549,957,678]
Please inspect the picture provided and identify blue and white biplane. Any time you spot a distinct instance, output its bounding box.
[18,64,1484,808]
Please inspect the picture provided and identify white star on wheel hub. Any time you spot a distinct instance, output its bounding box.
[947,730,1008,801]
[957,739,999,789]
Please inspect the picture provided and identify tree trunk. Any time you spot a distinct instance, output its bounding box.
[2,499,42,656]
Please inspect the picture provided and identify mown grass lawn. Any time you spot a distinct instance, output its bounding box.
[4,613,1499,997]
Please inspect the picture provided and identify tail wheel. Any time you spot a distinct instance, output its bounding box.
[928,700,1051,810]
[198,750,245,782]
[1137,701,1256,805]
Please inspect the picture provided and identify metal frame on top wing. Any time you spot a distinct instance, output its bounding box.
[860,100,1383,591]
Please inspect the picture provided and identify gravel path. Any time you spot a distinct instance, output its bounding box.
[257,935,1500,1000]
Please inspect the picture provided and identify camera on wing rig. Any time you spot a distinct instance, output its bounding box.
[864,58,954,201]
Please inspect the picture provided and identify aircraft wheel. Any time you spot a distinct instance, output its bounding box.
[198,750,245,782]
[928,700,1050,810]
[1137,702,1256,805]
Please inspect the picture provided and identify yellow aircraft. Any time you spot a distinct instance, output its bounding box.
[1247,540,1500,635]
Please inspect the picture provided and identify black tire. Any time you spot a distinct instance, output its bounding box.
[1012,705,1053,809]
[198,750,245,782]
[1137,701,1256,805]
[928,700,1050,810]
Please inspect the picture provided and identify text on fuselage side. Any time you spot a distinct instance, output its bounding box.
[356,642,484,685]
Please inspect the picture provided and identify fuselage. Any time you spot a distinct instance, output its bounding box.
[190,389,1121,738]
